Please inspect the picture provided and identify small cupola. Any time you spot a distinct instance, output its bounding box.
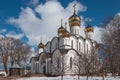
[84,18,94,33]
[58,19,65,36]
[61,22,70,38]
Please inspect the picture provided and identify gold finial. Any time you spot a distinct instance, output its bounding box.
[40,36,42,43]
[88,18,91,26]
[61,19,63,26]
[65,22,67,30]
[73,3,76,14]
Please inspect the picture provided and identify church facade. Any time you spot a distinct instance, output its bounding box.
[30,4,99,75]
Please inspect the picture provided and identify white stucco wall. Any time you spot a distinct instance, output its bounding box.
[51,37,58,53]
[70,26,80,35]
[52,49,62,75]
[44,41,51,53]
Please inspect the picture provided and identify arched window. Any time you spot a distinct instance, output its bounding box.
[57,58,59,69]
[56,43,57,49]
[87,44,88,54]
[71,40,73,48]
[70,57,72,69]
[79,42,81,52]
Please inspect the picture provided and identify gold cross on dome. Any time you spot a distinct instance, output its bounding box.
[61,19,63,26]
[65,22,67,30]
[88,18,91,25]
[73,4,76,14]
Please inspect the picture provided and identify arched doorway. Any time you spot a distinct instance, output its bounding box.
[43,66,46,74]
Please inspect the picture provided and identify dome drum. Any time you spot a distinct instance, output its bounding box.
[61,31,70,38]
[84,27,94,33]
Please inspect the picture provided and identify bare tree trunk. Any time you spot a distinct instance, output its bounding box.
[86,75,88,80]
[61,75,63,80]
[3,64,8,74]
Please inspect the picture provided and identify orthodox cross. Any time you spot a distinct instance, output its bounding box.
[61,19,63,26]
[73,4,76,14]
[88,18,91,26]
[65,22,67,30]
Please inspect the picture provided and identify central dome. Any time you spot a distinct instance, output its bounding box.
[69,14,81,27]
[69,4,81,27]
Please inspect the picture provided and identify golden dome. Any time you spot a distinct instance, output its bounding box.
[61,22,70,38]
[69,4,81,27]
[38,42,44,48]
[61,31,70,38]
[58,19,65,33]
[84,18,94,33]
[58,26,65,33]
[84,25,94,33]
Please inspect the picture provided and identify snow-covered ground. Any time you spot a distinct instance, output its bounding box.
[17,76,120,80]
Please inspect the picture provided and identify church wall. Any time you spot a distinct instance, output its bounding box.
[85,32,94,40]
[70,26,80,35]
[44,42,51,53]
[69,36,77,50]
[77,37,84,55]
[51,49,62,75]
[38,53,47,74]
[85,39,92,55]
[31,58,37,74]
[51,37,58,53]
[63,50,79,74]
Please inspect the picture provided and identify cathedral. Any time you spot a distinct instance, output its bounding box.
[30,4,99,75]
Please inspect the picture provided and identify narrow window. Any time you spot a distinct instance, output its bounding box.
[56,43,57,49]
[87,44,88,54]
[70,57,72,69]
[71,40,73,48]
[57,58,59,69]
[79,42,81,52]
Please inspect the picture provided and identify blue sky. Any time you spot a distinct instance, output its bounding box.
[0,0,120,47]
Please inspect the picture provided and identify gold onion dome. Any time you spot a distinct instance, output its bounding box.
[69,4,81,27]
[61,23,70,38]
[38,38,44,48]
[84,18,94,33]
[38,42,44,48]
[58,19,65,33]
[58,26,65,33]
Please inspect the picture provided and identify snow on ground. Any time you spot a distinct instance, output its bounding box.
[17,76,120,80]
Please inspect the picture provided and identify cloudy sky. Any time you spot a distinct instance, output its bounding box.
[0,0,120,47]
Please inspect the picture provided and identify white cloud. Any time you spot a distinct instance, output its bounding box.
[8,0,87,46]
[8,0,104,46]
[93,26,105,43]
[0,29,7,33]
[0,30,24,39]
[28,0,39,6]
[5,31,24,39]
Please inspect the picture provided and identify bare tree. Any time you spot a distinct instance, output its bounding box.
[72,54,83,80]
[0,37,31,74]
[52,54,69,80]
[82,45,100,80]
[101,15,120,76]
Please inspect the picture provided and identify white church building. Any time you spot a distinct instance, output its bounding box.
[30,4,99,75]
